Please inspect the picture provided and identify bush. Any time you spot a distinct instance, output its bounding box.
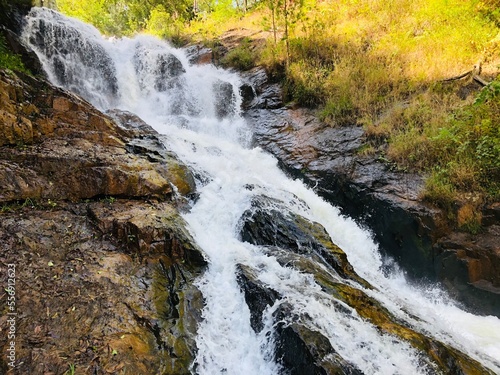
[320,94,356,126]
[283,60,328,107]
[0,34,29,73]
[221,39,255,70]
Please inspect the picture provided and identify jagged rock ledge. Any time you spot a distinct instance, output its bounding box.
[0,68,205,374]
[236,195,494,374]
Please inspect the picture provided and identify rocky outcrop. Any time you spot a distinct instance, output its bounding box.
[236,266,363,375]
[0,67,205,374]
[243,68,500,317]
[133,45,185,92]
[237,200,495,374]
[240,67,283,110]
[0,70,195,202]
[0,201,206,374]
[0,0,32,34]
[240,195,368,287]
[213,79,236,119]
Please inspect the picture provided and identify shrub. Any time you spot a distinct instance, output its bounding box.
[0,34,29,73]
[221,39,256,70]
[283,60,328,107]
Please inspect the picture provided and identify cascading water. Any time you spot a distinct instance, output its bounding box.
[22,7,500,374]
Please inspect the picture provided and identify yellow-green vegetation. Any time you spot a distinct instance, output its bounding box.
[221,37,257,70]
[53,0,500,231]
[56,0,193,41]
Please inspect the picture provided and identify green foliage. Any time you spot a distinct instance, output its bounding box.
[436,93,500,186]
[221,38,256,70]
[64,363,76,375]
[283,60,327,107]
[0,34,30,74]
[146,4,188,45]
[57,0,193,36]
[0,198,59,213]
[477,0,500,27]
[319,92,355,126]
[474,80,500,105]
[415,80,500,230]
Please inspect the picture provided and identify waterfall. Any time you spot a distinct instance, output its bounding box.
[22,7,500,374]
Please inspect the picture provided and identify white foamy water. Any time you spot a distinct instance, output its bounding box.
[22,7,500,374]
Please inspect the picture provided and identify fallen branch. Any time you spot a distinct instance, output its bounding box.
[441,70,472,82]
[473,75,489,86]
[440,62,489,86]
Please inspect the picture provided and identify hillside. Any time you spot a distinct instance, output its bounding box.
[47,0,500,233]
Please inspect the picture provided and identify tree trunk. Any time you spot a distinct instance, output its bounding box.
[284,0,289,67]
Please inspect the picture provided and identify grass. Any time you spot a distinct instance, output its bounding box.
[0,198,59,213]
[220,37,256,70]
[254,0,500,231]
[64,363,76,375]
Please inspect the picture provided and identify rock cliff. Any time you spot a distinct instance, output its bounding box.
[0,68,206,374]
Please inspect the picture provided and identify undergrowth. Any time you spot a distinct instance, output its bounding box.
[221,37,256,70]
[0,34,29,73]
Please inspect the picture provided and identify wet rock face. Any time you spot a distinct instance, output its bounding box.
[88,200,206,268]
[0,0,31,34]
[184,44,213,65]
[236,202,494,375]
[236,265,281,332]
[133,46,186,92]
[240,67,283,110]
[1,28,46,77]
[213,79,236,119]
[272,304,363,375]
[240,195,367,285]
[25,9,119,100]
[434,228,500,313]
[236,266,362,375]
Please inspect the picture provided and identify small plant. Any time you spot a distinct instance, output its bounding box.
[0,34,30,74]
[101,196,116,204]
[46,199,57,208]
[64,363,75,375]
[221,38,256,70]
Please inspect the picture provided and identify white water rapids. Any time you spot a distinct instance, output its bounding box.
[22,7,500,374]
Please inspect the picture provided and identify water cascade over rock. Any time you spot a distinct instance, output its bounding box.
[16,7,500,374]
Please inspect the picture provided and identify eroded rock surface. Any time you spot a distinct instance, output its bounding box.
[0,68,204,374]
[0,70,195,202]
[240,195,368,286]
